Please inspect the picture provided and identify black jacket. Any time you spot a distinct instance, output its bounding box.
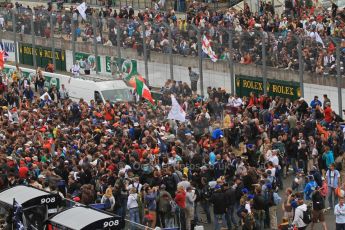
[253,194,265,210]
[210,190,227,214]
[224,188,236,206]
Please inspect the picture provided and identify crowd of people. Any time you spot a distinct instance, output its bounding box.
[0,61,345,230]
[0,0,344,77]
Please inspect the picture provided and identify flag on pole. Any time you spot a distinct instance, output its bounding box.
[40,92,52,101]
[134,77,154,104]
[202,35,218,62]
[77,2,87,21]
[168,95,186,122]
[0,42,9,61]
[0,50,5,70]
[13,199,25,230]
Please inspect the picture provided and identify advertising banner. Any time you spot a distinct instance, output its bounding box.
[105,56,138,80]
[235,75,301,100]
[18,43,66,71]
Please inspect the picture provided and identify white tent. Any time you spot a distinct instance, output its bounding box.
[47,206,123,230]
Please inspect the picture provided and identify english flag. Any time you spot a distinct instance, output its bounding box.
[202,35,218,62]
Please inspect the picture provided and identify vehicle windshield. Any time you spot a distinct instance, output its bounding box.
[101,89,133,102]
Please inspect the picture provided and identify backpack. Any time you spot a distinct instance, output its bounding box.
[236,205,246,218]
[104,197,111,210]
[164,175,176,192]
[264,190,275,207]
[169,200,177,213]
[302,205,312,225]
[71,103,80,117]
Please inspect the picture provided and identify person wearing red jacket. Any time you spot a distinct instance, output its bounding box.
[175,185,186,208]
[175,186,186,228]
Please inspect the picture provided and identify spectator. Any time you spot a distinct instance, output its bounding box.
[335,197,345,230]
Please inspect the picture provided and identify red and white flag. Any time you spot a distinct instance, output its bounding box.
[202,35,218,62]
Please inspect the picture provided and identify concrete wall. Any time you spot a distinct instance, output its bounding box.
[2,31,345,113]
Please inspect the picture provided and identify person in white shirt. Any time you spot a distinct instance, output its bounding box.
[127,188,140,230]
[0,16,4,30]
[228,95,242,113]
[269,150,280,167]
[71,63,80,76]
[335,197,345,229]
[292,198,308,229]
[128,177,143,193]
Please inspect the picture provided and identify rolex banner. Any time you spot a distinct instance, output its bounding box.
[235,75,301,100]
[18,43,66,71]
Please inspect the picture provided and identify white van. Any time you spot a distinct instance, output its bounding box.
[60,75,134,104]
[4,64,134,104]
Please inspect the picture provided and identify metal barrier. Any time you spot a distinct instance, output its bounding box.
[1,7,345,114]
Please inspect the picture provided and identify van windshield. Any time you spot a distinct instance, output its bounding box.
[101,89,133,102]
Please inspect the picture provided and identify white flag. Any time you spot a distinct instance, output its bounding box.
[168,95,186,122]
[8,110,12,122]
[40,92,52,101]
[77,2,87,21]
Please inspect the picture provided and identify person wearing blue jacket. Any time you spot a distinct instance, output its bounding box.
[322,146,335,169]
[304,175,318,201]
[326,163,340,209]
[310,96,322,109]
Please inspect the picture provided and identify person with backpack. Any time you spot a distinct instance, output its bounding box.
[253,186,266,230]
[210,184,227,230]
[264,183,281,230]
[225,182,238,229]
[101,187,115,211]
[156,184,173,228]
[292,197,309,230]
[311,187,328,230]
[127,187,140,230]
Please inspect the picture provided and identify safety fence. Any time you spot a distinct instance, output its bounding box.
[0,7,344,113]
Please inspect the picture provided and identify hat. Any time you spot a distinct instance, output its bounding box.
[160,184,166,189]
[241,188,249,194]
[73,197,81,202]
[38,174,46,179]
[214,185,222,191]
[248,194,254,199]
[299,97,304,101]
[133,122,139,127]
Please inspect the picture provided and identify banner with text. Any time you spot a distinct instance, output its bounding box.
[235,75,301,100]
[3,65,60,90]
[18,43,66,71]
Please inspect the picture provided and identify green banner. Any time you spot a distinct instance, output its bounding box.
[235,75,301,100]
[18,44,66,71]
[105,56,138,80]
[3,66,60,90]
[75,52,101,73]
